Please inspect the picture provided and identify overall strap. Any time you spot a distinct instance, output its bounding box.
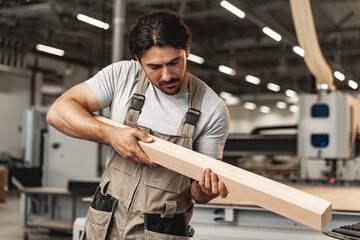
[125,70,149,123]
[177,74,206,137]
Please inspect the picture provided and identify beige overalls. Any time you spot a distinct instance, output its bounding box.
[80,71,206,240]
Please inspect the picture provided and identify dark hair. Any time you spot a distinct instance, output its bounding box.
[127,9,192,60]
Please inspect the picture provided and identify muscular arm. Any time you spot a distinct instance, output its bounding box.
[47,83,107,142]
[47,83,155,166]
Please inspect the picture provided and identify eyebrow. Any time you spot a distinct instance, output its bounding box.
[146,56,181,68]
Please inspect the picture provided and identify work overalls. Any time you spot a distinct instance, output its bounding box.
[80,70,205,240]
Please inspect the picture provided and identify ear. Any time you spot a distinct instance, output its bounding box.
[186,47,190,58]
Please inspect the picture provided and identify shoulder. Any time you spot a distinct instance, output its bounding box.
[191,76,230,158]
[192,74,229,129]
[112,59,141,69]
[199,79,228,115]
[88,60,141,82]
[109,59,142,77]
[203,84,229,126]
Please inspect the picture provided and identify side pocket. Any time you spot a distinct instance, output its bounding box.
[81,186,118,240]
[144,213,190,240]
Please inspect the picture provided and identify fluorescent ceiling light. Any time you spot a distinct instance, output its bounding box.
[267,82,280,92]
[36,44,65,56]
[334,71,345,81]
[276,101,287,109]
[224,97,240,106]
[289,105,298,113]
[285,89,297,98]
[318,84,329,90]
[220,91,240,106]
[293,46,305,57]
[262,27,282,42]
[348,80,358,89]
[245,75,260,85]
[188,53,204,64]
[260,106,271,114]
[218,65,236,76]
[41,85,64,95]
[219,91,233,99]
[77,13,110,30]
[220,0,245,19]
[244,102,256,110]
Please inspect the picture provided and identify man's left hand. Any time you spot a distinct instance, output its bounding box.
[199,168,228,199]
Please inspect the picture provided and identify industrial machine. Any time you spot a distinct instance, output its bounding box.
[23,106,99,186]
[298,93,359,160]
[190,1,360,238]
[299,93,360,182]
[189,93,360,239]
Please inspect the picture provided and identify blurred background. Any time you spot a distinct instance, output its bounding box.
[1,0,360,240]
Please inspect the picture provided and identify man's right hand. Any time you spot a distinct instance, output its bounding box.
[107,127,156,167]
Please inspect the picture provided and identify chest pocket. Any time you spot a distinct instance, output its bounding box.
[110,153,139,176]
[145,166,185,194]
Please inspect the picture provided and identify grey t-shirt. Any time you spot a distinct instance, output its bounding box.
[86,60,230,162]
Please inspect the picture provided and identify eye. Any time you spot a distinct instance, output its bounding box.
[169,60,179,65]
[150,66,160,70]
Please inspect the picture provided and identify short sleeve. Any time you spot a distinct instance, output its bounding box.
[193,102,230,159]
[85,60,140,109]
[85,64,118,109]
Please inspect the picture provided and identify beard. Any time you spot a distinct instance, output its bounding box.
[158,77,182,95]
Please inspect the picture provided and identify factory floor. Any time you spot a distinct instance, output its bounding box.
[0,193,71,240]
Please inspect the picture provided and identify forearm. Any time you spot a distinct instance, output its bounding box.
[47,96,111,145]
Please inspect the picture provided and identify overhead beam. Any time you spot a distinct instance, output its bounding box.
[94,115,332,231]
[127,0,199,4]
[0,3,62,17]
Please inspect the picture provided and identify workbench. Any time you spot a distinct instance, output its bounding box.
[21,187,79,240]
[191,186,360,240]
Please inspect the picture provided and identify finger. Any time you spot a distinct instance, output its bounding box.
[126,131,155,166]
[204,168,211,190]
[199,171,205,189]
[144,157,157,167]
[131,155,143,165]
[134,130,153,143]
[210,173,219,196]
[133,142,156,166]
[219,181,228,198]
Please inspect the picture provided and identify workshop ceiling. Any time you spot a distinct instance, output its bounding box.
[1,0,360,100]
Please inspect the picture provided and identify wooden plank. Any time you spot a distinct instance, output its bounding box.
[211,186,360,212]
[94,115,332,231]
[289,0,335,90]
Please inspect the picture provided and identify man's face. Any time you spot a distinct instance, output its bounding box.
[138,46,189,95]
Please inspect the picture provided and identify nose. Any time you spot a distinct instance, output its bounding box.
[161,67,172,82]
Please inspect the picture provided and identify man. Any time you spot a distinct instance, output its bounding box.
[47,9,230,239]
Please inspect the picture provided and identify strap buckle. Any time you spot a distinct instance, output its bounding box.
[130,93,145,111]
[185,108,201,126]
